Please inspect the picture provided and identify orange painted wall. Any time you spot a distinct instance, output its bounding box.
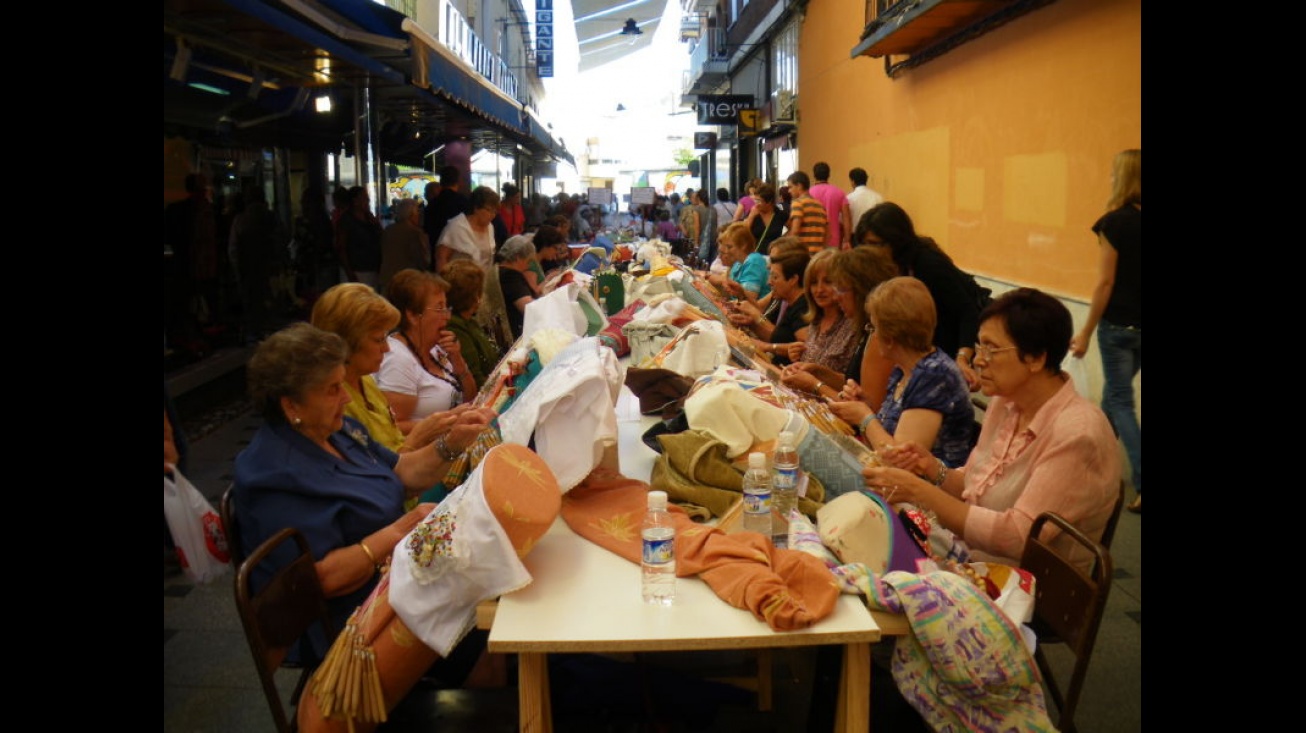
[797,0,1141,300]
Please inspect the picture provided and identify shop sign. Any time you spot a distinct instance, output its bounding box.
[693,131,717,149]
[536,0,553,77]
[696,94,754,125]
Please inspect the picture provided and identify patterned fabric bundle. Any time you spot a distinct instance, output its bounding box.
[562,466,839,631]
[784,511,1052,731]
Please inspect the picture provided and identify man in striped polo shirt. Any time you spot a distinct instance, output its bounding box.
[785,171,829,254]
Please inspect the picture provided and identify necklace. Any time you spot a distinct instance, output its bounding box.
[397,331,463,399]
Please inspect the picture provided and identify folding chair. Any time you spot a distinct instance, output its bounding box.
[234,527,334,733]
[1097,480,1126,551]
[1021,512,1113,733]
[219,484,245,568]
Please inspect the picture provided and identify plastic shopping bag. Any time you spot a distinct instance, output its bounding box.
[164,469,231,583]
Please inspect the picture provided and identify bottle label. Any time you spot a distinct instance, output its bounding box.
[643,538,674,565]
[744,490,771,514]
[774,466,798,491]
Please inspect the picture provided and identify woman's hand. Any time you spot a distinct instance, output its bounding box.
[837,379,863,402]
[862,465,928,506]
[437,328,465,365]
[446,407,495,452]
[722,278,746,299]
[1070,330,1092,359]
[393,502,438,538]
[958,359,980,391]
[727,299,762,328]
[827,399,873,427]
[780,362,826,395]
[878,440,936,476]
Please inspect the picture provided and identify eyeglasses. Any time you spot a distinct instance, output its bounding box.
[973,342,1018,361]
[425,304,451,314]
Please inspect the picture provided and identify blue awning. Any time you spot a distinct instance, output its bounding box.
[219,0,405,85]
[409,35,526,137]
[526,115,575,167]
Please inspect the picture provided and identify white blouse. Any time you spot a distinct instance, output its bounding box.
[376,334,462,420]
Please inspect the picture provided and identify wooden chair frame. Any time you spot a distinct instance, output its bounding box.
[1021,511,1112,733]
[234,527,334,733]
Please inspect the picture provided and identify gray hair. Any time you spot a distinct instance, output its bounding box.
[499,233,536,262]
[393,197,419,221]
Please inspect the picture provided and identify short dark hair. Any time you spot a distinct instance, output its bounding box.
[812,162,830,181]
[849,167,868,186]
[439,165,461,186]
[769,245,810,284]
[533,224,565,249]
[716,187,731,202]
[787,171,811,190]
[980,288,1073,374]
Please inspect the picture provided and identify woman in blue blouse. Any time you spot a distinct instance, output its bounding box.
[703,221,771,306]
[830,276,975,468]
[233,322,495,661]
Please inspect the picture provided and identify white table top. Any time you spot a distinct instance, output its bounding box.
[488,516,881,653]
[488,384,882,654]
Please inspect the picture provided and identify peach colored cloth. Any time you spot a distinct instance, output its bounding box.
[562,466,839,631]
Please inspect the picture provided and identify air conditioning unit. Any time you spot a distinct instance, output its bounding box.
[680,17,702,40]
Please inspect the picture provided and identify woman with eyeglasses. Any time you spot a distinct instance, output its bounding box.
[727,238,809,367]
[828,277,974,468]
[377,270,478,437]
[862,288,1121,572]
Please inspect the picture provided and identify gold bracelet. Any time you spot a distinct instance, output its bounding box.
[358,541,379,569]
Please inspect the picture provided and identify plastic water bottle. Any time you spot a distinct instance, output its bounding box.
[641,490,676,605]
[741,452,773,537]
[771,431,800,549]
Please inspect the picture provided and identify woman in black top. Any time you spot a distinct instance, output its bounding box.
[855,201,982,388]
[745,182,786,254]
[1071,148,1142,512]
[727,238,809,366]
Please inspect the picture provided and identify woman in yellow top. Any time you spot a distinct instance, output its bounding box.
[310,283,461,456]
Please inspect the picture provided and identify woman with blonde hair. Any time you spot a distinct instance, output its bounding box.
[1071,148,1141,512]
[782,246,898,403]
[829,276,974,467]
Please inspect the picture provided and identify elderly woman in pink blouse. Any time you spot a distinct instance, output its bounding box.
[862,287,1120,573]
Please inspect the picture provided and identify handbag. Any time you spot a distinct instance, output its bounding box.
[164,468,231,583]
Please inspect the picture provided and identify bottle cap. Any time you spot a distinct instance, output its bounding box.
[648,490,668,509]
[748,452,767,469]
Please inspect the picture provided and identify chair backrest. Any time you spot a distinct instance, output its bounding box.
[1021,511,1112,733]
[1097,480,1126,551]
[234,527,334,733]
[219,485,246,569]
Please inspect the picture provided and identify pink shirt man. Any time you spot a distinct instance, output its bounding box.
[809,169,851,249]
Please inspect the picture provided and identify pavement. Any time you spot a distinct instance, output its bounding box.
[163,353,1141,732]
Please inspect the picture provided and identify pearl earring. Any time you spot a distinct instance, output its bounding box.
[293,417,303,426]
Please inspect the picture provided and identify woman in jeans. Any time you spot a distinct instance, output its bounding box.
[1071,149,1141,512]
